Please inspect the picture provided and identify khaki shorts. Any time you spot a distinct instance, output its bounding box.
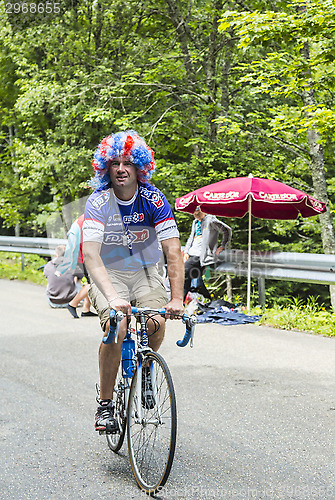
[88,265,168,331]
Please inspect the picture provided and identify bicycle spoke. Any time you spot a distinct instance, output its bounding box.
[106,365,127,453]
[127,352,177,493]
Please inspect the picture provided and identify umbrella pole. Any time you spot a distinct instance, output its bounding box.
[247,195,252,312]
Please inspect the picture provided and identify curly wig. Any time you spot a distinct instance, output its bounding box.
[90,130,156,190]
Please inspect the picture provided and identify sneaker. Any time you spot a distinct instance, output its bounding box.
[95,399,118,433]
[142,366,155,409]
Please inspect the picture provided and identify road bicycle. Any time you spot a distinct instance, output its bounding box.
[97,306,196,495]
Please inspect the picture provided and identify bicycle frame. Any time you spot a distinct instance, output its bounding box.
[103,306,197,492]
[104,307,196,425]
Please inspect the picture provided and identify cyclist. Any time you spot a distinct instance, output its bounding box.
[83,130,184,433]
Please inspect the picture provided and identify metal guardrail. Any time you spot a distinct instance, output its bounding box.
[0,236,67,270]
[0,236,67,256]
[216,249,335,305]
[216,249,335,285]
[1,237,335,304]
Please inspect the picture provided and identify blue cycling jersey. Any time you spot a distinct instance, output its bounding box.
[83,182,179,272]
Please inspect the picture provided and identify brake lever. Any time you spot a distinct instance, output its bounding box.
[102,309,125,344]
[176,314,197,348]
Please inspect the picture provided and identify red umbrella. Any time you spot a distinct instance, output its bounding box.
[175,175,326,310]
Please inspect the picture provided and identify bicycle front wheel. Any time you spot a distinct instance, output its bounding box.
[127,351,177,494]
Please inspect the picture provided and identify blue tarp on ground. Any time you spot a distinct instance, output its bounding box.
[195,306,261,325]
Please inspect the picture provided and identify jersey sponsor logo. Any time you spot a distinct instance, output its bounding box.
[104,232,124,245]
[123,212,144,224]
[107,214,122,223]
[133,228,149,242]
[103,229,150,246]
[140,186,164,208]
[91,191,110,210]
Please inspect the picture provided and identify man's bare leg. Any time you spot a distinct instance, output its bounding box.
[99,319,127,400]
[147,315,166,352]
[99,314,165,399]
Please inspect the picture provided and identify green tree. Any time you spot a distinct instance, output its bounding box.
[0,0,332,305]
[219,0,335,307]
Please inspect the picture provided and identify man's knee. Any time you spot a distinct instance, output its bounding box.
[148,317,165,346]
[102,318,127,344]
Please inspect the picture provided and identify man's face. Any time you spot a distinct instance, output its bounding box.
[108,156,137,191]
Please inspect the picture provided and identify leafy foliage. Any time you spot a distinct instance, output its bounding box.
[0,0,334,305]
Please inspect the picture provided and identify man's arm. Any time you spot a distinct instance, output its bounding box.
[211,218,232,253]
[83,241,131,314]
[161,237,185,319]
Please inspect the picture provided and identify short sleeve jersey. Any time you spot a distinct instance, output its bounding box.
[83,182,179,272]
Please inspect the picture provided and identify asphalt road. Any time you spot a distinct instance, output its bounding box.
[0,279,334,500]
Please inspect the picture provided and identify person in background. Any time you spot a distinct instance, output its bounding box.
[183,206,232,302]
[44,245,88,316]
[55,214,97,318]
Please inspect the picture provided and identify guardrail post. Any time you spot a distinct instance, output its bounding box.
[21,253,25,271]
[257,277,266,307]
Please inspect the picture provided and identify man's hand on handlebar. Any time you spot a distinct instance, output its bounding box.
[164,298,184,320]
[109,296,132,316]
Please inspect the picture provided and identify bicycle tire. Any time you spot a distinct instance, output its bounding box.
[127,351,177,494]
[107,366,127,453]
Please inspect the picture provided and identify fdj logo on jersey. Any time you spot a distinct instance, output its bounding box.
[104,232,124,245]
[104,229,149,245]
[133,229,149,242]
[140,187,164,208]
[92,191,110,210]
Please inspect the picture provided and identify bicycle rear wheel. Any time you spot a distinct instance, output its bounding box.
[127,351,177,494]
[107,366,127,453]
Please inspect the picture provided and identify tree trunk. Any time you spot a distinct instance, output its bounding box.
[9,125,20,236]
[301,42,335,308]
[94,1,104,53]
[164,0,194,83]
[206,1,223,143]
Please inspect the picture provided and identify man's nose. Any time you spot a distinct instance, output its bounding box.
[117,162,126,171]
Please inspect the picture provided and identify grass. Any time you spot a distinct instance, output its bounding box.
[1,251,334,337]
[0,251,48,285]
[255,296,335,338]
[206,286,335,337]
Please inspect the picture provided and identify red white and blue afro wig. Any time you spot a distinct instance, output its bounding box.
[90,130,156,190]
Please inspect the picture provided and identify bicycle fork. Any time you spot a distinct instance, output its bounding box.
[135,354,162,426]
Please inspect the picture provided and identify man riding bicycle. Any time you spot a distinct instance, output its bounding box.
[82,130,184,433]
